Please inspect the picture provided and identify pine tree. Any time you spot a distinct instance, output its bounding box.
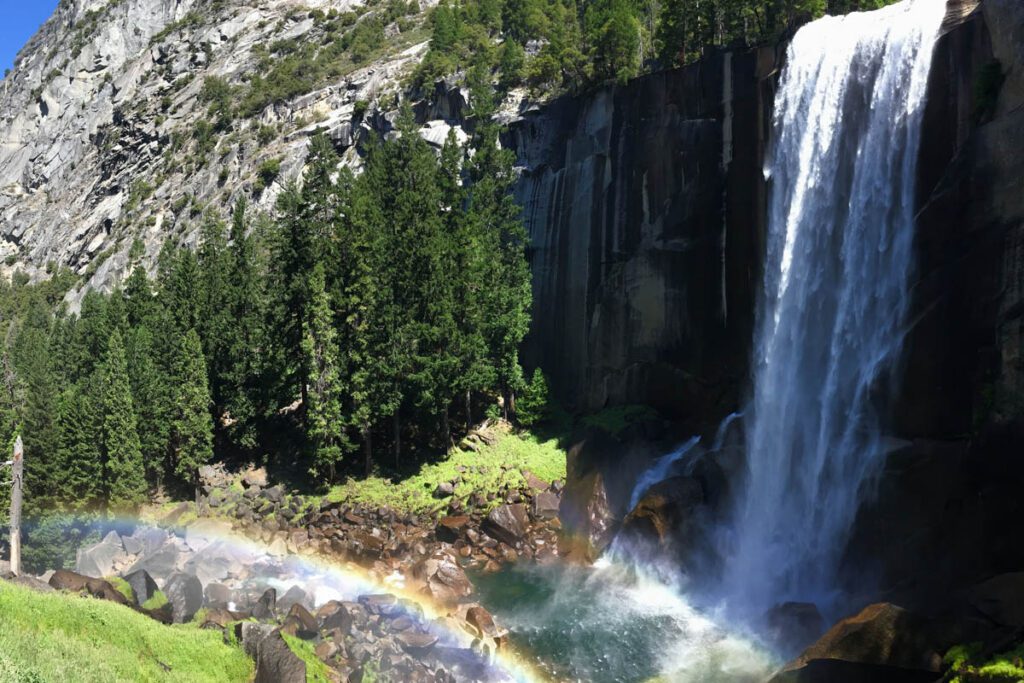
[465,112,533,419]
[516,368,551,427]
[124,264,157,329]
[268,134,341,413]
[170,329,214,504]
[69,289,111,383]
[125,325,171,486]
[12,297,60,509]
[100,330,147,512]
[198,213,232,409]
[223,197,265,449]
[54,385,102,511]
[302,264,347,480]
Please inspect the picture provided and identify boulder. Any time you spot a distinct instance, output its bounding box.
[124,541,181,582]
[121,534,144,556]
[251,587,277,620]
[262,485,284,504]
[254,630,306,683]
[242,469,268,488]
[426,560,474,604]
[765,602,826,656]
[436,515,470,543]
[772,603,947,682]
[395,630,438,655]
[523,471,549,491]
[163,572,204,623]
[278,585,311,612]
[49,570,129,606]
[433,481,456,498]
[466,605,500,638]
[359,593,398,616]
[482,504,529,546]
[558,469,617,561]
[123,569,159,606]
[200,608,249,628]
[318,600,355,635]
[236,621,275,659]
[281,604,319,640]
[204,582,233,609]
[967,573,1024,627]
[75,533,127,578]
[621,476,703,547]
[532,491,560,519]
[5,574,55,592]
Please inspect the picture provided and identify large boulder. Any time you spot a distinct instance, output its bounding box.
[281,604,319,640]
[967,573,1024,627]
[75,532,127,578]
[236,621,275,659]
[436,515,470,543]
[765,602,826,656]
[122,569,159,606]
[163,572,204,623]
[251,587,277,620]
[770,603,972,682]
[621,476,703,545]
[277,585,311,613]
[482,504,529,546]
[619,476,707,569]
[532,490,560,519]
[417,556,474,605]
[48,570,129,606]
[558,469,617,561]
[124,540,181,583]
[317,600,356,635]
[254,630,306,683]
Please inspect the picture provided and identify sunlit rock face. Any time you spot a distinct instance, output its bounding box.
[509,48,780,418]
[0,0,441,304]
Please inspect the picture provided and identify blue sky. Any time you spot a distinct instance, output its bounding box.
[1,1,59,75]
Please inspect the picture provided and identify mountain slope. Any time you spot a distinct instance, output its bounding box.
[0,0,443,301]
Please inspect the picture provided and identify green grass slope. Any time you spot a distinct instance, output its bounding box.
[0,581,253,683]
[324,427,567,515]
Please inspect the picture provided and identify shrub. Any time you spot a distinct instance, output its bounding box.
[256,158,282,192]
[517,368,551,427]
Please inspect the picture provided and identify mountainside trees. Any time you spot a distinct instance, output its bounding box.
[0,125,533,571]
[416,0,901,96]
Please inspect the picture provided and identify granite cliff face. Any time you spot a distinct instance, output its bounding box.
[0,0,444,299]
[509,47,779,418]
[838,0,1024,604]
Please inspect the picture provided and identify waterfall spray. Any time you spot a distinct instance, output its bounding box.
[722,0,946,615]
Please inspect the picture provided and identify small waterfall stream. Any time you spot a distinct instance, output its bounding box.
[721,0,947,615]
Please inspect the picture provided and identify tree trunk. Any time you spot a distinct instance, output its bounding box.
[442,407,451,451]
[9,436,23,576]
[465,389,472,431]
[194,471,200,508]
[392,412,401,469]
[363,423,373,478]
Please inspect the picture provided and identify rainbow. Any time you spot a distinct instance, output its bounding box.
[92,516,551,682]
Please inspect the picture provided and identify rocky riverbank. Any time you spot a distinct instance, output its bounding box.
[8,423,567,681]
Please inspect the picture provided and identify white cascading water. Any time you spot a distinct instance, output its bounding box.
[722,0,947,615]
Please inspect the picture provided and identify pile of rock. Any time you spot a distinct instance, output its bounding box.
[190,461,565,602]
[45,523,515,682]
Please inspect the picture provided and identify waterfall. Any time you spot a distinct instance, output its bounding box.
[722,0,946,615]
[628,437,702,511]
